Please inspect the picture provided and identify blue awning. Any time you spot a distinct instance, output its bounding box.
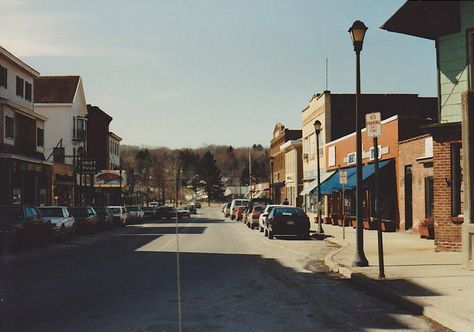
[320,159,392,194]
[300,170,336,196]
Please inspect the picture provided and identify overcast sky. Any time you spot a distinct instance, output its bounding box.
[2,0,437,148]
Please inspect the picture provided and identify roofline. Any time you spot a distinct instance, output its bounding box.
[0,45,40,77]
[108,132,122,141]
[325,115,399,147]
[0,99,48,121]
[34,103,74,107]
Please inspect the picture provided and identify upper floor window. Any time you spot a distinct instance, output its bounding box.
[73,116,87,140]
[25,82,32,101]
[37,128,44,147]
[16,76,24,97]
[369,146,382,161]
[0,65,7,88]
[347,152,356,165]
[5,115,14,140]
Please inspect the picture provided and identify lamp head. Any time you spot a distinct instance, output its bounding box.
[348,20,367,53]
[314,120,322,134]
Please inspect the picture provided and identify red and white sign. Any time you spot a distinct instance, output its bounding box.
[366,112,382,137]
[340,170,347,185]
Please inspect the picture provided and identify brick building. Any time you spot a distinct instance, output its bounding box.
[398,135,434,233]
[269,123,302,204]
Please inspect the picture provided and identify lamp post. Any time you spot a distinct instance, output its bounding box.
[270,156,274,202]
[314,120,324,234]
[349,20,369,267]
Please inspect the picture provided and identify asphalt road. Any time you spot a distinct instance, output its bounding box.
[0,207,448,332]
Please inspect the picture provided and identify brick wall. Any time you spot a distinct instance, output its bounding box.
[398,135,433,233]
[432,129,463,252]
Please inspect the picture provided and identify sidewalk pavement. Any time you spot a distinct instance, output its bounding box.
[309,218,474,332]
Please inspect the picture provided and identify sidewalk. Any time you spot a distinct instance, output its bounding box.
[310,220,474,332]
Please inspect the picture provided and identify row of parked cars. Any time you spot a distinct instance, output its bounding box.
[222,199,311,239]
[0,203,199,252]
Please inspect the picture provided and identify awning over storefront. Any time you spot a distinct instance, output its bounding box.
[299,170,336,196]
[320,160,392,194]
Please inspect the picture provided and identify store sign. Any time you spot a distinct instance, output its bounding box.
[94,170,126,187]
[76,159,97,175]
[366,112,382,137]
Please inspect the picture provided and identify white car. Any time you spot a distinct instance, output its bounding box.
[229,199,249,220]
[38,206,75,237]
[258,205,285,233]
[125,206,145,221]
[107,206,129,225]
[149,201,159,208]
[223,203,231,218]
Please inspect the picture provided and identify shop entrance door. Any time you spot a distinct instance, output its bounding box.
[404,166,413,230]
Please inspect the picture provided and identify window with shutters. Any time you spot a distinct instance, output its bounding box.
[0,65,7,88]
[16,76,24,97]
[25,82,32,101]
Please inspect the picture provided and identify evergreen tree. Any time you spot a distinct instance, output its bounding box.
[198,151,224,205]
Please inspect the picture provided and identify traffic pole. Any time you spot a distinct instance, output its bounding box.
[373,137,385,279]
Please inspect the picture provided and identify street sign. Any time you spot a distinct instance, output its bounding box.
[76,159,98,175]
[366,112,382,137]
[340,170,347,185]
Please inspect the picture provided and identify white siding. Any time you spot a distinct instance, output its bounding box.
[0,57,35,111]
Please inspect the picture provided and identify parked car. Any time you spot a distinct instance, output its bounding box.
[125,206,144,222]
[244,198,273,224]
[246,205,265,229]
[177,207,191,218]
[264,206,310,239]
[194,201,201,209]
[155,206,177,220]
[235,206,246,221]
[107,206,129,226]
[93,207,114,229]
[186,204,197,214]
[258,205,284,233]
[149,201,160,208]
[221,203,227,213]
[223,203,231,218]
[229,199,249,220]
[38,206,75,237]
[0,205,52,249]
[67,206,98,233]
[142,207,156,219]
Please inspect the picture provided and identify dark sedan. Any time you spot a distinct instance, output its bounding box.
[142,207,156,219]
[264,207,310,239]
[93,207,114,229]
[67,207,98,233]
[155,206,177,220]
[0,205,52,250]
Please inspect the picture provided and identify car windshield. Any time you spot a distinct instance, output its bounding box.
[38,208,63,218]
[272,207,305,217]
[126,206,138,211]
[94,207,108,216]
[253,206,264,212]
[108,208,120,213]
[68,208,88,218]
[143,207,154,212]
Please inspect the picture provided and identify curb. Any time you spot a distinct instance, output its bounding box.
[323,238,473,332]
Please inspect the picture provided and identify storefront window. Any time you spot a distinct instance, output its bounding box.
[39,189,47,206]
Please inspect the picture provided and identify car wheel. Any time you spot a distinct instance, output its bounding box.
[264,228,268,237]
[259,225,263,232]
[268,230,274,239]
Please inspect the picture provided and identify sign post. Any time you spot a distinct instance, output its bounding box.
[366,112,385,279]
[339,170,347,239]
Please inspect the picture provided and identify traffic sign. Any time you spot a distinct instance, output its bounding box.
[340,170,347,185]
[366,112,382,137]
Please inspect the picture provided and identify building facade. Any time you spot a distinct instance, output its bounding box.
[269,123,302,204]
[382,0,472,253]
[300,91,437,214]
[34,76,88,205]
[108,132,122,170]
[280,139,303,207]
[0,46,52,205]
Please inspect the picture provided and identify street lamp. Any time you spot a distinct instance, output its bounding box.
[314,120,324,234]
[349,20,369,267]
[270,156,274,202]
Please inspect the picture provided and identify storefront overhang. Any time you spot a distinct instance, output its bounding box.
[320,160,393,194]
[381,1,460,40]
[299,170,336,196]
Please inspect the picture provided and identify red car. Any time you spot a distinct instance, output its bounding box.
[246,206,264,229]
[235,206,246,221]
